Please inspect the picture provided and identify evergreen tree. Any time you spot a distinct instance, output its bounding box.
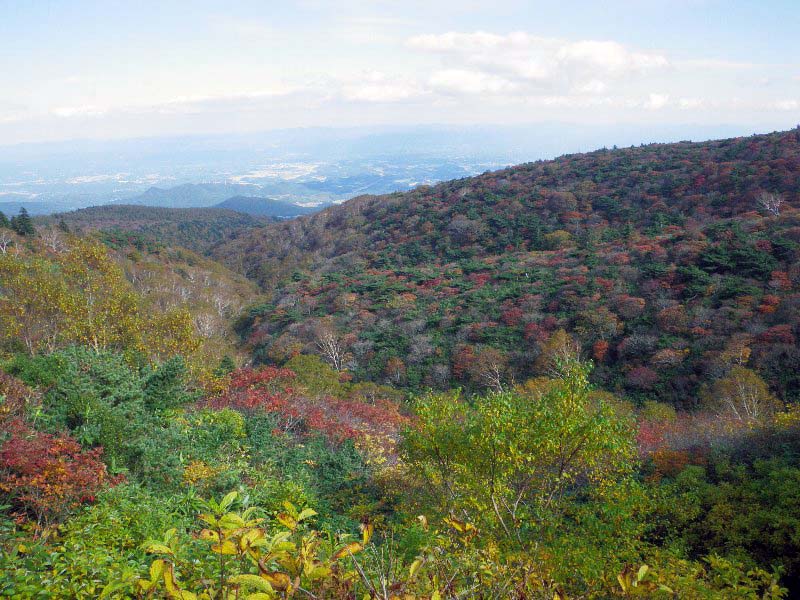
[58,218,70,233]
[214,354,236,377]
[0,210,9,228]
[143,355,196,411]
[10,208,35,236]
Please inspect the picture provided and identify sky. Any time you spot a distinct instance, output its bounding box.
[1,0,800,144]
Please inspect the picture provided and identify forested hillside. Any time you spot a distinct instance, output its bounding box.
[2,131,800,599]
[0,220,259,374]
[220,129,800,408]
[45,205,269,255]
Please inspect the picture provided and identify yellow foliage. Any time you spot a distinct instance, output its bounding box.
[182,460,220,487]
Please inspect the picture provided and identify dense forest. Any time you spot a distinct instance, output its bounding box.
[1,129,799,598]
[218,129,800,408]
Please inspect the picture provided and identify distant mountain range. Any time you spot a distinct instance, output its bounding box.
[0,200,59,216]
[213,196,318,218]
[127,183,264,208]
[126,184,323,217]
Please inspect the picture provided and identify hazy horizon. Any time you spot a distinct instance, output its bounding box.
[2,120,796,215]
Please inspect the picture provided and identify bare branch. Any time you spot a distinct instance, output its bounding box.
[757,191,783,216]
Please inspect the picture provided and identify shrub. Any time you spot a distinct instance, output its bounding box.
[0,424,115,526]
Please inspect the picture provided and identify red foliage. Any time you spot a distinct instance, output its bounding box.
[595,277,616,291]
[0,422,116,526]
[207,367,407,449]
[616,295,646,319]
[419,276,443,289]
[468,272,492,288]
[540,316,559,331]
[758,294,782,314]
[648,448,707,482]
[768,271,792,291]
[501,307,524,327]
[637,411,750,462]
[755,239,773,253]
[656,305,688,333]
[206,367,297,413]
[592,340,610,362]
[524,322,547,342]
[451,345,476,381]
[626,366,659,389]
[636,419,668,456]
[756,324,795,345]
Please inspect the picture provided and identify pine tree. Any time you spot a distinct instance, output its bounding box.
[0,211,9,228]
[214,354,236,377]
[143,356,196,411]
[10,208,35,236]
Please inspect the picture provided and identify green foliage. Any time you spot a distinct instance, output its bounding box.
[214,355,236,377]
[143,356,197,411]
[659,452,800,590]
[283,353,342,397]
[402,359,636,542]
[8,348,200,490]
[134,492,370,599]
[3,130,800,597]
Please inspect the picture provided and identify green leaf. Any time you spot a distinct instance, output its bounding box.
[229,574,274,593]
[282,500,298,519]
[150,559,166,582]
[307,565,332,581]
[409,559,423,579]
[219,512,246,530]
[297,508,318,522]
[219,491,239,512]
[144,543,174,555]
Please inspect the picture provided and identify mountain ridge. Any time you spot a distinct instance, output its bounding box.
[213,195,319,218]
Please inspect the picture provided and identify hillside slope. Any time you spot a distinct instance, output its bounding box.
[46,204,269,255]
[218,129,800,406]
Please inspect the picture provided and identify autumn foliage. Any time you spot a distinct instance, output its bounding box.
[207,366,408,451]
[0,422,115,526]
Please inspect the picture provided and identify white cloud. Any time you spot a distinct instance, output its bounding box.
[47,87,301,120]
[52,105,108,118]
[557,40,668,73]
[343,82,426,102]
[407,31,668,96]
[644,93,670,109]
[773,99,800,110]
[681,58,758,69]
[575,79,609,94]
[338,71,427,102]
[678,97,705,110]
[428,69,517,95]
